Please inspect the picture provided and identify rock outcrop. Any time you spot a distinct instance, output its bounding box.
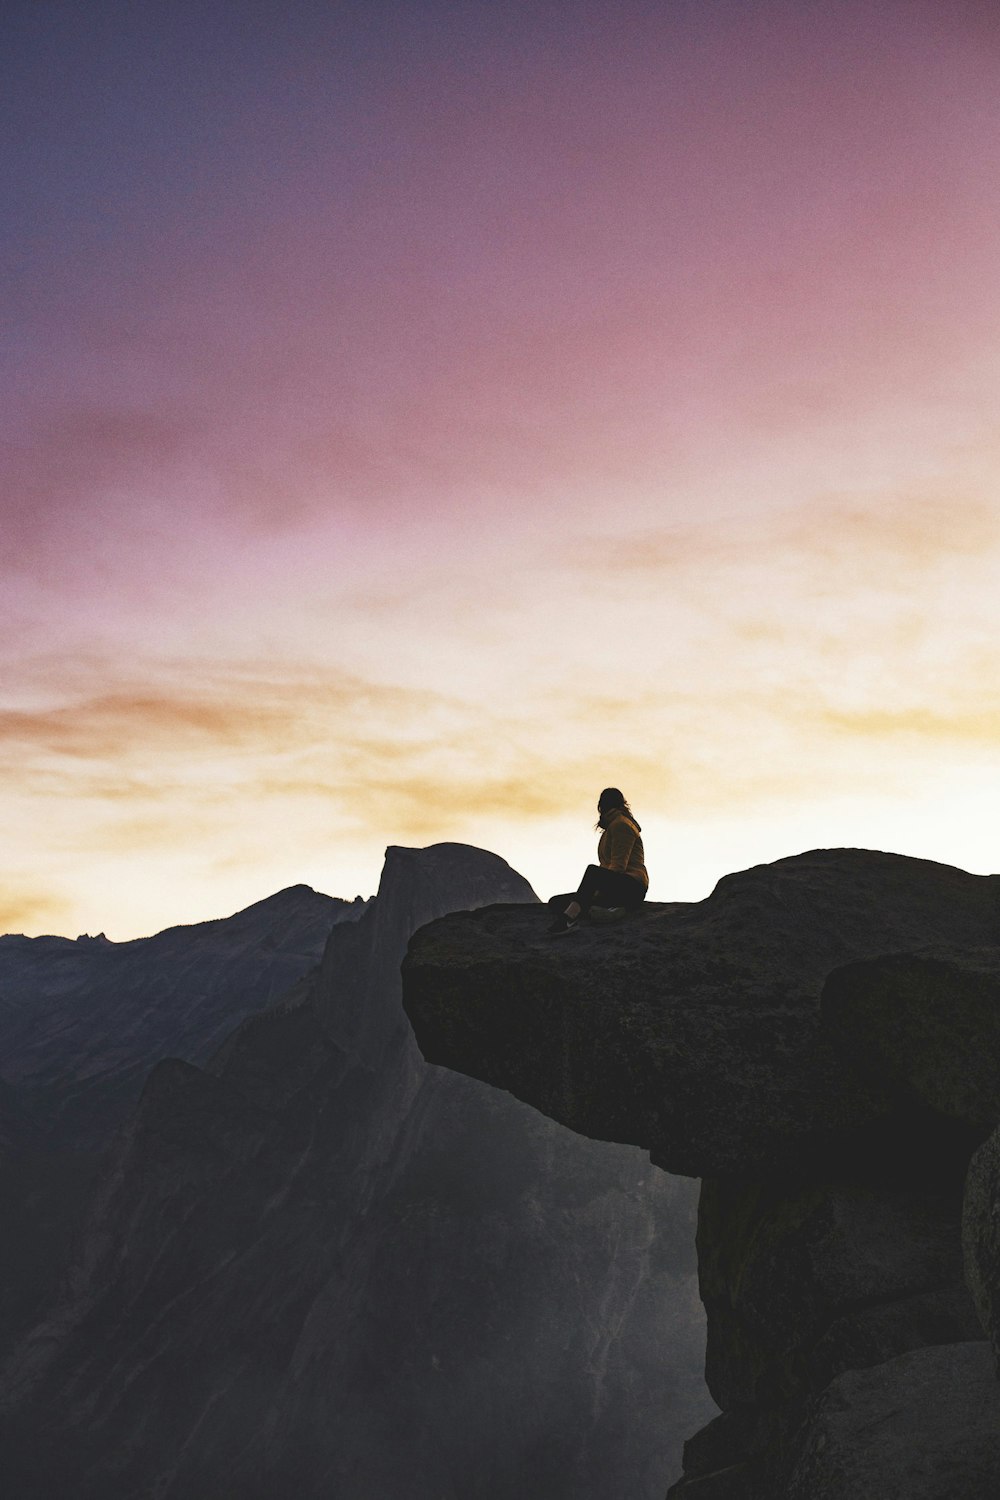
[0,845,712,1500]
[784,1342,1000,1500]
[402,848,1000,1498]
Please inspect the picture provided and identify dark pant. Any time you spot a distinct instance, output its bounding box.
[549,866,647,915]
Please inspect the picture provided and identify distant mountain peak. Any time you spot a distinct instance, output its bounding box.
[377,841,538,906]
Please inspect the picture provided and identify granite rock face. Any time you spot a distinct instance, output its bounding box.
[695,1173,982,1412]
[822,951,1000,1130]
[964,1123,1000,1375]
[0,844,712,1500]
[784,1342,1000,1500]
[403,849,1000,1178]
[402,848,1000,1498]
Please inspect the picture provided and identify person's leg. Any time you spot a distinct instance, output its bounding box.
[549,867,603,925]
[603,870,647,909]
[586,869,646,911]
[572,865,645,915]
[547,886,585,933]
[551,868,646,929]
[571,865,606,916]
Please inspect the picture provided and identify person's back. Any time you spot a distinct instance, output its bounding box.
[597,807,648,890]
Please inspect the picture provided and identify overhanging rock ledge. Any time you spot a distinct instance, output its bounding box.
[402,848,1000,1179]
[401,848,1000,1499]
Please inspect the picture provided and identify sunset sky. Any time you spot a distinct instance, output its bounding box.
[4,0,1000,939]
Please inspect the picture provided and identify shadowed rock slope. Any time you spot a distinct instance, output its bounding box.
[0,844,712,1500]
[0,885,363,1151]
[0,886,361,1342]
[403,848,1000,1499]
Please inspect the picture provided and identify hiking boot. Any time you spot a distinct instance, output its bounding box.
[589,906,627,925]
[547,913,578,937]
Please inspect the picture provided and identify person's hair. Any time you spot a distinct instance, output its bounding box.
[596,787,634,828]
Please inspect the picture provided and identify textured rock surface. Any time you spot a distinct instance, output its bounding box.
[822,950,1000,1129]
[0,1076,32,1156]
[785,1342,1000,1499]
[964,1123,1000,1374]
[0,844,713,1500]
[696,1172,981,1410]
[403,849,1000,1178]
[402,847,1000,1500]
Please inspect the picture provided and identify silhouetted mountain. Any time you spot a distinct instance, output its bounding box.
[0,1075,31,1155]
[0,844,711,1500]
[0,886,365,1342]
[0,885,364,1150]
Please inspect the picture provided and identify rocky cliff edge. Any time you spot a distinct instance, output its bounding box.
[402,848,1000,1499]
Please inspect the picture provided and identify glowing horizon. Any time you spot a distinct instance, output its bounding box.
[4,0,999,938]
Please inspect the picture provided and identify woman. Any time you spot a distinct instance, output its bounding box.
[547,788,648,936]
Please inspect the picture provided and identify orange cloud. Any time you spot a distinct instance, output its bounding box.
[820,705,1000,745]
[569,490,999,584]
[0,887,72,936]
[0,665,459,770]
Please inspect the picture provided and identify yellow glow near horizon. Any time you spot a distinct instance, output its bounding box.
[4,482,998,938]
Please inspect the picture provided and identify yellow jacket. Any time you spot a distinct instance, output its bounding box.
[598,809,648,890]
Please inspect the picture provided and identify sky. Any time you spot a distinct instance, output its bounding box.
[3,0,1000,939]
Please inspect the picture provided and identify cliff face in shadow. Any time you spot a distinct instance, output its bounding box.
[0,885,360,1151]
[403,848,1000,1499]
[0,887,358,1342]
[0,844,712,1500]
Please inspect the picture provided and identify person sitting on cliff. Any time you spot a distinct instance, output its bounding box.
[547,788,649,936]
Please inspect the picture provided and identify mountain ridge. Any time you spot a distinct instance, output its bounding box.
[0,881,368,948]
[0,879,366,1346]
[0,841,712,1499]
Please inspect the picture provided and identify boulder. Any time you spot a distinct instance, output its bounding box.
[785,1341,1000,1499]
[697,1173,980,1409]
